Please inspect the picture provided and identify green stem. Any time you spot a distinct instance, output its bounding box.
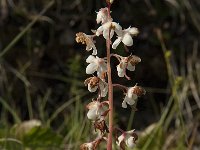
[25,86,33,119]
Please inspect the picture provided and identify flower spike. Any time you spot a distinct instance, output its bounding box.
[76,1,146,149]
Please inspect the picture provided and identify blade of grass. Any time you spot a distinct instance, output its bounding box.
[0,0,55,58]
[0,97,21,123]
[47,92,88,126]
[38,89,52,123]
[25,85,33,119]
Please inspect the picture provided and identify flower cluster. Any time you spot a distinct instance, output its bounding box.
[76,0,145,149]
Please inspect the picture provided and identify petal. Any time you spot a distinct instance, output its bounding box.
[86,55,95,63]
[87,108,98,120]
[122,33,133,46]
[127,63,135,71]
[122,100,127,108]
[102,86,108,97]
[117,135,124,146]
[126,97,135,105]
[86,44,92,51]
[96,12,102,24]
[99,82,108,97]
[126,129,135,134]
[102,22,111,39]
[112,38,122,49]
[117,65,125,77]
[101,62,107,72]
[124,95,135,106]
[112,22,122,36]
[86,143,93,150]
[125,136,135,148]
[88,85,98,92]
[96,8,109,24]
[127,88,133,98]
[103,28,110,40]
[92,45,97,55]
[127,89,137,100]
[132,93,138,100]
[87,101,99,110]
[97,62,107,78]
[110,29,114,39]
[92,49,97,55]
[86,63,98,74]
[96,26,104,36]
[127,27,139,35]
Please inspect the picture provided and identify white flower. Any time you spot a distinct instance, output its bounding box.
[80,142,94,150]
[86,55,107,78]
[96,21,122,40]
[76,32,97,55]
[84,76,108,97]
[122,87,137,108]
[116,55,141,78]
[110,0,114,4]
[86,101,106,120]
[96,7,111,24]
[112,27,139,49]
[80,137,104,150]
[122,85,145,108]
[116,129,138,149]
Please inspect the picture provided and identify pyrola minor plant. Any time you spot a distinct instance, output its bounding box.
[76,0,146,149]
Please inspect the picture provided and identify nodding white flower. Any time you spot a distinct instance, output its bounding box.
[112,27,139,49]
[96,7,111,24]
[75,32,97,55]
[86,101,107,120]
[80,142,94,150]
[116,55,141,78]
[80,137,104,150]
[84,76,108,97]
[116,129,138,149]
[96,21,122,40]
[122,85,146,108]
[110,0,114,4]
[86,55,107,79]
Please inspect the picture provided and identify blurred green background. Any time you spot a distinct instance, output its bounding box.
[0,0,200,149]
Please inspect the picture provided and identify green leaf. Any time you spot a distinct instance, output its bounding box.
[22,126,63,148]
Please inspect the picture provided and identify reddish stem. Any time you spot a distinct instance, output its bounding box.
[106,33,113,150]
[106,4,113,150]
